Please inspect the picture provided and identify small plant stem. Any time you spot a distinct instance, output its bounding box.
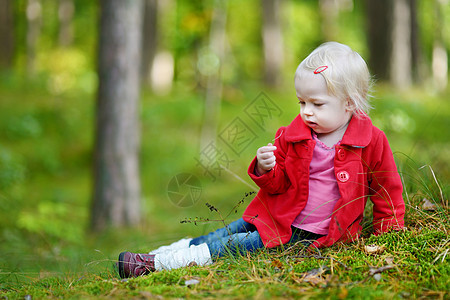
[219,163,258,192]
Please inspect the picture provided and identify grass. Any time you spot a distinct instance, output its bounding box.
[1,227,448,299]
[0,72,449,298]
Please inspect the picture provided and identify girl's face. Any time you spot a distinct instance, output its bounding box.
[295,72,353,138]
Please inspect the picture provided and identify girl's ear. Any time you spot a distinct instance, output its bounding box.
[345,99,356,112]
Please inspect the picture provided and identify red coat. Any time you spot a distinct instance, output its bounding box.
[243,114,405,249]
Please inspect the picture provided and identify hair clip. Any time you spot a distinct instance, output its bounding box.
[314,66,328,74]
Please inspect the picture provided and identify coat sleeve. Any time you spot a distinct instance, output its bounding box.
[368,130,405,234]
[248,127,291,195]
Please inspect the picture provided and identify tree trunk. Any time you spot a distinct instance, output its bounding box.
[409,0,423,83]
[0,0,14,69]
[92,0,144,231]
[261,0,283,87]
[365,0,393,81]
[390,0,412,88]
[140,0,158,85]
[58,0,74,47]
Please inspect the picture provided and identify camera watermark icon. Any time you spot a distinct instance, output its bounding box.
[167,173,202,207]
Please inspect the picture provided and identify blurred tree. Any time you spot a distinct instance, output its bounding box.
[26,0,42,76]
[390,0,413,88]
[147,0,174,94]
[261,0,283,87]
[91,0,144,231]
[365,0,392,81]
[432,0,448,91]
[365,0,420,88]
[319,0,339,41]
[410,0,424,83]
[200,0,227,150]
[0,0,14,69]
[141,0,158,85]
[58,0,74,47]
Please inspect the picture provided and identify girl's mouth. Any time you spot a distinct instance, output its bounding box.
[306,121,318,127]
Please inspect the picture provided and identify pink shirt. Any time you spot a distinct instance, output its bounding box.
[292,134,341,235]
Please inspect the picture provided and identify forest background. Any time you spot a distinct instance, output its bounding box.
[0,0,449,298]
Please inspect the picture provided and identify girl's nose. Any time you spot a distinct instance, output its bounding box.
[302,104,313,116]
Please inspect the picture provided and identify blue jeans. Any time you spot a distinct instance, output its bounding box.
[189,218,323,260]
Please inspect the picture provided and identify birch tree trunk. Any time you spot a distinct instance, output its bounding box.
[91,0,144,231]
[390,0,412,88]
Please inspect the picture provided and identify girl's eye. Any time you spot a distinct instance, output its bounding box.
[314,103,324,107]
[298,101,305,105]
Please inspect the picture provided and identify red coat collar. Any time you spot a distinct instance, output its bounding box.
[284,114,373,147]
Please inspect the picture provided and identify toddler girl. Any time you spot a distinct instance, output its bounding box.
[118,41,405,278]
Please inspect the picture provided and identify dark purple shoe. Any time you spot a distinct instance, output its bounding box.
[118,252,155,278]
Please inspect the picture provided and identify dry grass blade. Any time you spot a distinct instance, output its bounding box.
[431,238,450,264]
[418,165,447,208]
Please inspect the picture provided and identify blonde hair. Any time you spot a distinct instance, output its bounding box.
[295,41,373,116]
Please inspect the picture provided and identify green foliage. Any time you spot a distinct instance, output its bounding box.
[0,147,26,189]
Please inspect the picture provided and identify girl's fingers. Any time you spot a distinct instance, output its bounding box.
[260,146,277,153]
[267,143,277,149]
[261,155,276,166]
[259,151,274,159]
[262,160,276,169]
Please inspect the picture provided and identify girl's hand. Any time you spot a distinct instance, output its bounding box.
[256,143,277,175]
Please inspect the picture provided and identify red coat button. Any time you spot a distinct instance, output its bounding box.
[337,148,346,160]
[337,171,349,182]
